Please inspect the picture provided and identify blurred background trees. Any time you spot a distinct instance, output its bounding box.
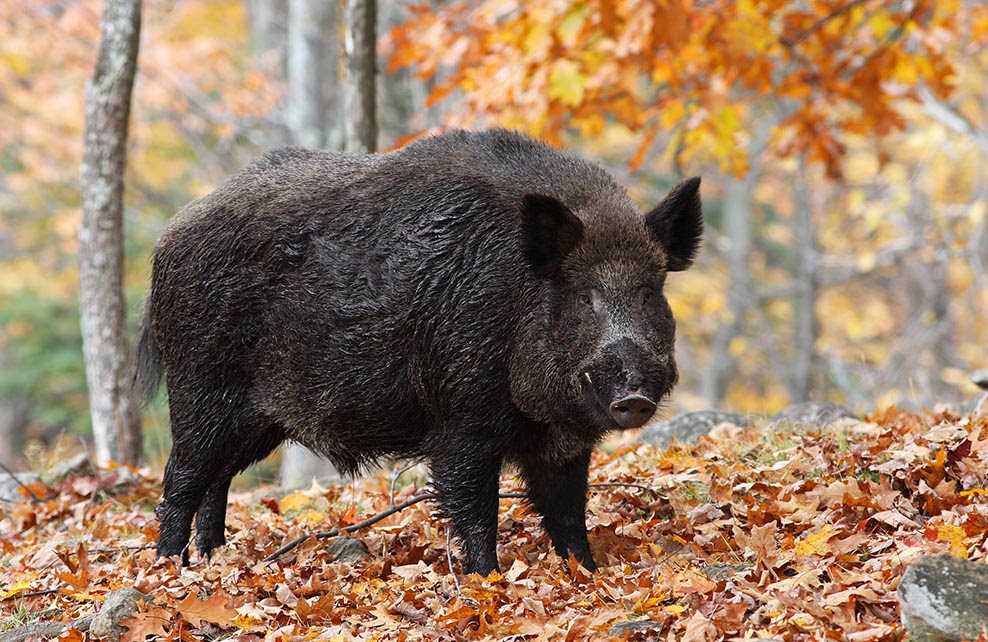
[0,0,986,472]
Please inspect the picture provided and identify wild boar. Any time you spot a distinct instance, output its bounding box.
[136,128,702,574]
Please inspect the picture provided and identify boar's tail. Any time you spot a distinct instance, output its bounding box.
[133,307,163,405]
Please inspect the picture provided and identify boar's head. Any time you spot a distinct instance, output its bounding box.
[511,177,702,438]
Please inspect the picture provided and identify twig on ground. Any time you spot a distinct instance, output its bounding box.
[263,492,439,562]
[263,482,658,563]
[88,544,155,555]
[389,459,425,506]
[588,481,660,495]
[445,527,478,606]
[0,587,63,602]
[0,461,46,502]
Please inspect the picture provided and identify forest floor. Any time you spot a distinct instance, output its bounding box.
[1,406,987,641]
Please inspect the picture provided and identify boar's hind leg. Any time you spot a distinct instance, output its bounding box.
[192,426,284,558]
[520,449,597,571]
[192,477,233,558]
[429,433,502,576]
[156,451,203,563]
[157,401,283,563]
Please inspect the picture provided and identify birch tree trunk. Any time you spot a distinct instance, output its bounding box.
[700,174,756,406]
[79,0,142,466]
[343,0,377,152]
[246,0,287,56]
[790,161,819,402]
[286,0,330,148]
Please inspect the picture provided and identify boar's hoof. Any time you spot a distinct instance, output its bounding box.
[610,395,657,429]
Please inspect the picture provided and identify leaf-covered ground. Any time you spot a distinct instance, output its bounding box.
[2,407,987,641]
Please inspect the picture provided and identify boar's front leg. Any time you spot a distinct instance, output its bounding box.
[430,432,502,576]
[521,448,597,571]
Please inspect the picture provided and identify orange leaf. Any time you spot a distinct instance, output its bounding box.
[629,126,658,172]
[175,591,238,628]
[120,603,173,642]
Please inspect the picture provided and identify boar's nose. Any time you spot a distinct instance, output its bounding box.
[609,395,657,429]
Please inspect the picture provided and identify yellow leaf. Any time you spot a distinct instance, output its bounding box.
[856,252,877,272]
[523,22,552,57]
[936,523,967,558]
[665,604,686,615]
[299,509,327,524]
[548,59,585,107]
[0,580,32,599]
[728,336,748,357]
[557,5,589,45]
[795,525,839,558]
[960,488,988,497]
[277,490,310,513]
[660,100,685,130]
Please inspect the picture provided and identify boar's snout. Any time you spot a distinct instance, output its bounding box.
[581,337,672,430]
[609,394,656,428]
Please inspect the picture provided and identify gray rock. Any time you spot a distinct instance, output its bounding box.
[326,536,370,563]
[637,411,750,448]
[702,563,734,581]
[975,394,988,419]
[46,452,92,482]
[608,620,665,638]
[972,369,988,391]
[770,402,854,426]
[899,554,988,642]
[0,587,146,642]
[90,587,148,639]
[0,471,40,502]
[958,396,982,415]
[701,562,753,581]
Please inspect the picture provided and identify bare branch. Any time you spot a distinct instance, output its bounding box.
[919,86,988,153]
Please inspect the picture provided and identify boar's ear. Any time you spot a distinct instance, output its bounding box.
[645,176,703,271]
[520,193,584,277]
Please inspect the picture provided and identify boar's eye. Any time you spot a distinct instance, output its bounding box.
[577,292,594,309]
[639,287,656,306]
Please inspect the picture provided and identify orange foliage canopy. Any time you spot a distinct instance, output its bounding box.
[389,0,988,177]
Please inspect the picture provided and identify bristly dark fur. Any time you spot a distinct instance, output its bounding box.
[144,128,703,573]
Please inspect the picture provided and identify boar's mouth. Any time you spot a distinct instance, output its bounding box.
[577,371,626,430]
[579,371,666,430]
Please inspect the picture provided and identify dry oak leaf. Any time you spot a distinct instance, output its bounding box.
[175,590,238,627]
[119,603,173,642]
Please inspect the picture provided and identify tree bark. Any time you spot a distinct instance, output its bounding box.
[790,160,819,402]
[246,0,287,57]
[287,0,331,148]
[700,173,756,406]
[79,0,142,466]
[343,0,377,152]
[0,397,28,468]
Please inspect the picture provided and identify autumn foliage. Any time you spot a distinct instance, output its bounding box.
[3,408,987,639]
[389,0,988,176]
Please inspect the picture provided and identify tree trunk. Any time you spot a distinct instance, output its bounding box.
[343,0,377,152]
[246,0,287,57]
[790,160,819,402]
[286,0,330,148]
[376,0,418,146]
[79,0,142,466]
[0,397,28,468]
[700,173,756,406]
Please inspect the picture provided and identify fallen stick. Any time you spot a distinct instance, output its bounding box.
[263,481,659,562]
